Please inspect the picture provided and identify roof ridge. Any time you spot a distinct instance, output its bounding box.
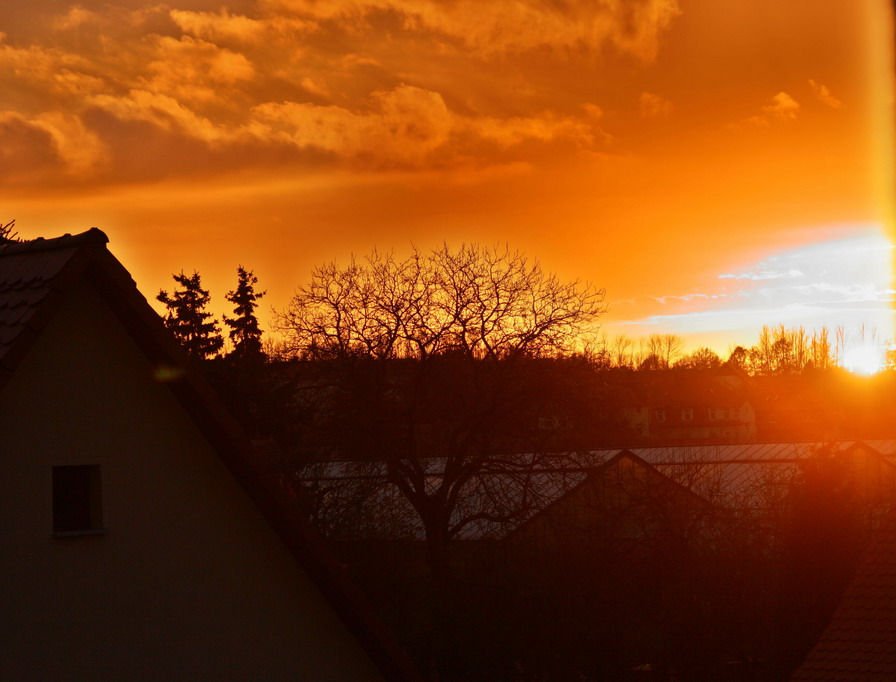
[0,228,108,256]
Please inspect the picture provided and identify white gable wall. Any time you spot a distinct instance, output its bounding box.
[0,282,382,681]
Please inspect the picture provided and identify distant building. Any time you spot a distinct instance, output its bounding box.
[504,450,713,549]
[303,440,896,542]
[619,368,757,443]
[0,230,418,681]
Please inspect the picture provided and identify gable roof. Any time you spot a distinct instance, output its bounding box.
[791,508,896,681]
[502,449,714,542]
[304,440,896,541]
[0,230,420,682]
[0,229,111,379]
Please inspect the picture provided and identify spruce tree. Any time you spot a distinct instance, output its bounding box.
[224,266,266,362]
[157,271,224,359]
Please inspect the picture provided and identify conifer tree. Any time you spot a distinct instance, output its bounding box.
[224,266,266,362]
[157,271,224,359]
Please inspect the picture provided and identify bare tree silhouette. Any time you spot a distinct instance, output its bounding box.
[276,243,606,580]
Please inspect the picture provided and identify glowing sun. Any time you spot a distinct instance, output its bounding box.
[842,344,885,376]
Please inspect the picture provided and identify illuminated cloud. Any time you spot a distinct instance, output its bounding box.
[0,0,653,186]
[264,0,681,60]
[149,35,256,85]
[0,112,62,180]
[639,92,673,118]
[618,228,895,340]
[87,90,226,142]
[248,85,454,166]
[763,92,800,120]
[51,6,98,31]
[718,269,804,281]
[169,9,271,43]
[31,111,104,174]
[809,79,843,109]
[650,293,722,305]
[0,36,99,100]
[248,85,602,168]
[0,0,881,356]
[738,91,800,127]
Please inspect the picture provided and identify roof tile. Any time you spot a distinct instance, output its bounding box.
[792,509,896,680]
[0,234,101,363]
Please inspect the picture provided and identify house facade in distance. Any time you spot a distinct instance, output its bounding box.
[0,230,417,681]
[619,369,757,444]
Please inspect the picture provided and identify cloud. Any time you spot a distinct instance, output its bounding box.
[0,38,99,99]
[86,89,227,143]
[787,282,894,303]
[718,268,804,281]
[0,112,63,181]
[0,109,104,182]
[470,112,602,149]
[264,0,682,61]
[143,35,256,105]
[0,0,676,188]
[639,91,672,118]
[52,6,99,31]
[249,85,454,165]
[169,9,270,43]
[248,85,602,167]
[31,111,105,174]
[622,228,895,337]
[809,79,842,109]
[650,293,713,305]
[738,91,800,127]
[763,92,800,120]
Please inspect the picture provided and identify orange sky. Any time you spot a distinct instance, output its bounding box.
[2,0,894,354]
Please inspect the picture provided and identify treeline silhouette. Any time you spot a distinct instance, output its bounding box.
[156,243,896,681]
[587,324,887,375]
[157,266,266,362]
[155,244,896,456]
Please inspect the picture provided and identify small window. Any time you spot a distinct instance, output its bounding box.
[682,408,694,421]
[53,465,104,536]
[653,409,666,423]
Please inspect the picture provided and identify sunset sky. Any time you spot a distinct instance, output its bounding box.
[2,0,894,354]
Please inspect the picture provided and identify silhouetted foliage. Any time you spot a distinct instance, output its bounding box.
[676,346,722,369]
[279,243,605,361]
[277,243,606,581]
[726,345,749,371]
[157,271,224,359]
[0,219,19,243]
[743,325,844,375]
[773,445,867,676]
[224,266,266,362]
[645,333,684,369]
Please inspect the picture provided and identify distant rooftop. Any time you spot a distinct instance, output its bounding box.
[302,440,896,540]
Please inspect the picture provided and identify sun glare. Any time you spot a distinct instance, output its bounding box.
[842,344,885,376]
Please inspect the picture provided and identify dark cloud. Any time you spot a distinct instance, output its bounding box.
[0,113,64,182]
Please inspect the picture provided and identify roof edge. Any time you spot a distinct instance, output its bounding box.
[0,228,108,255]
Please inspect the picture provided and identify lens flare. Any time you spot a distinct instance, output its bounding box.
[842,344,885,375]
